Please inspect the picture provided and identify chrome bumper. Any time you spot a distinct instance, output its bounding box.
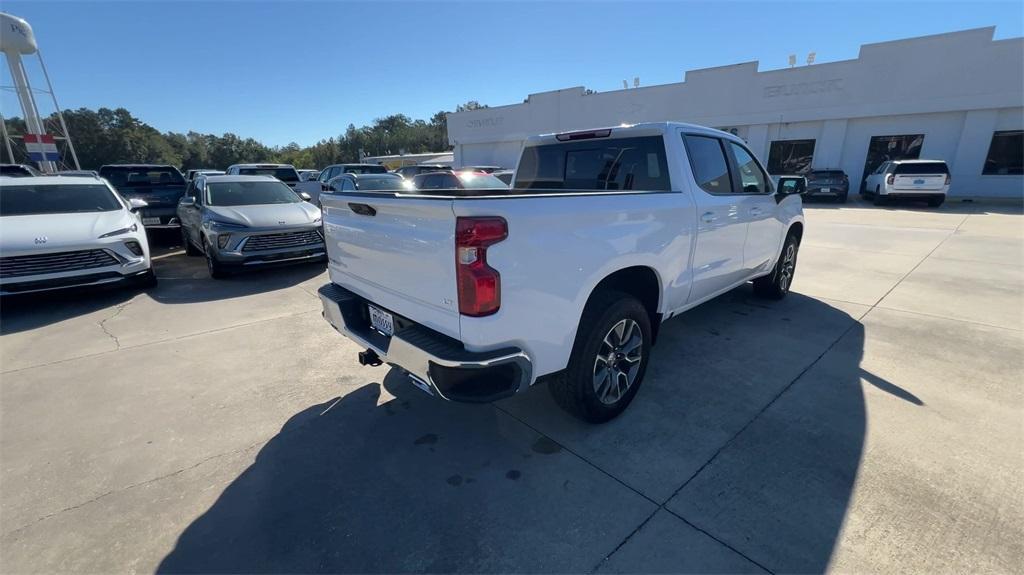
[318,283,532,403]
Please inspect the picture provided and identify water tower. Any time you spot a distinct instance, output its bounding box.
[0,12,79,172]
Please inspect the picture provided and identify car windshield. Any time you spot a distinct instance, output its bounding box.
[238,167,300,182]
[455,172,508,189]
[206,181,302,206]
[0,184,122,216]
[356,175,404,191]
[100,166,184,188]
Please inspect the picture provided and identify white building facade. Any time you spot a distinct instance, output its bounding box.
[447,28,1023,198]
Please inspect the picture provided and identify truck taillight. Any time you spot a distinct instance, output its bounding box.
[456,217,507,317]
[886,174,895,185]
[945,174,951,185]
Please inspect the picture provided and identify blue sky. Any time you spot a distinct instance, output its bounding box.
[3,1,1021,147]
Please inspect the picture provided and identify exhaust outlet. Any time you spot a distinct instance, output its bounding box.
[358,349,383,367]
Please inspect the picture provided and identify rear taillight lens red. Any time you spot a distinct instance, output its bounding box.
[945,174,951,185]
[886,174,894,185]
[456,217,507,317]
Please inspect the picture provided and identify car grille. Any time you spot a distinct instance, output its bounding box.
[0,249,120,279]
[242,230,324,252]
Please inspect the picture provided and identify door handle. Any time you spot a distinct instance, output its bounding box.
[749,207,763,216]
[348,203,377,217]
[700,211,717,223]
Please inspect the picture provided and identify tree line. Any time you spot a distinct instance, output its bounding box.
[2,101,488,171]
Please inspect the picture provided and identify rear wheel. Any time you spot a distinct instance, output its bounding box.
[873,187,887,206]
[837,192,848,204]
[548,290,651,423]
[927,195,945,208]
[753,232,799,300]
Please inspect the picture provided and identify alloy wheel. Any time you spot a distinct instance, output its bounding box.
[592,318,643,405]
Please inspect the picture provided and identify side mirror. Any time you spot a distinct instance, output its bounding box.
[179,196,196,207]
[299,192,312,201]
[129,198,148,211]
[776,176,806,196]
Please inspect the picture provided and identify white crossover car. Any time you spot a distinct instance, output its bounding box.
[0,176,156,295]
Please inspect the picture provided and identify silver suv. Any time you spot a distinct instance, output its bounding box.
[177,175,325,278]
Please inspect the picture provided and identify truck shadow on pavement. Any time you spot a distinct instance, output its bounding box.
[157,291,920,573]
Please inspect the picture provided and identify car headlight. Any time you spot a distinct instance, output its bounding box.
[99,223,138,238]
[313,215,322,223]
[206,219,248,229]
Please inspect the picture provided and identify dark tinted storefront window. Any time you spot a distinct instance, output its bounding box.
[982,130,1023,175]
[515,136,670,191]
[767,139,815,174]
[862,135,923,182]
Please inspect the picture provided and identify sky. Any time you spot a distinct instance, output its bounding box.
[2,1,1022,147]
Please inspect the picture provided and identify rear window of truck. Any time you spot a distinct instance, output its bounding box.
[515,136,671,192]
[100,166,184,188]
[894,162,949,175]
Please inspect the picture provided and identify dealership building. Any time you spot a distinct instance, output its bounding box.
[447,27,1023,198]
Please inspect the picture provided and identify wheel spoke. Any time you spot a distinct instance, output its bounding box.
[612,321,626,344]
[619,320,634,346]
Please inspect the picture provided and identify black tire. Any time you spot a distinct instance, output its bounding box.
[181,227,201,256]
[204,243,229,279]
[133,269,158,289]
[927,195,945,208]
[548,290,652,423]
[873,187,887,206]
[753,232,800,300]
[837,192,848,204]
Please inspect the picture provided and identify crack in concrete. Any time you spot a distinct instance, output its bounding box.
[96,298,135,350]
[3,309,320,376]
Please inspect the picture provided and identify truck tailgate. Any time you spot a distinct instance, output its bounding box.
[320,193,461,338]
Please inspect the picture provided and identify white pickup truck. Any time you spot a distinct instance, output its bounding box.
[318,123,805,422]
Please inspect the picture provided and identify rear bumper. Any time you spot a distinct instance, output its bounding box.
[139,207,181,228]
[318,283,532,403]
[880,186,948,197]
[805,185,848,197]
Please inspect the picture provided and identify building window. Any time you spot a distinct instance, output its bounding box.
[862,134,923,183]
[983,130,1023,175]
[768,139,815,174]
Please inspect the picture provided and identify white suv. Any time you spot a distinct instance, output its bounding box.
[862,159,950,207]
[0,176,156,295]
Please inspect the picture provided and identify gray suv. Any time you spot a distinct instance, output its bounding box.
[177,175,325,278]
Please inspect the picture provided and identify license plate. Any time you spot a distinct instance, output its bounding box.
[142,217,161,225]
[368,304,394,336]
[821,187,830,194]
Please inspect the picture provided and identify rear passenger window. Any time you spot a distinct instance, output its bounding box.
[728,142,769,194]
[515,136,671,191]
[683,135,732,194]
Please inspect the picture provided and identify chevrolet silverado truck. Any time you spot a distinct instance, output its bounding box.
[318,123,806,422]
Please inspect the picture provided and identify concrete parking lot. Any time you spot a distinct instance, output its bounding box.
[1,198,1021,573]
